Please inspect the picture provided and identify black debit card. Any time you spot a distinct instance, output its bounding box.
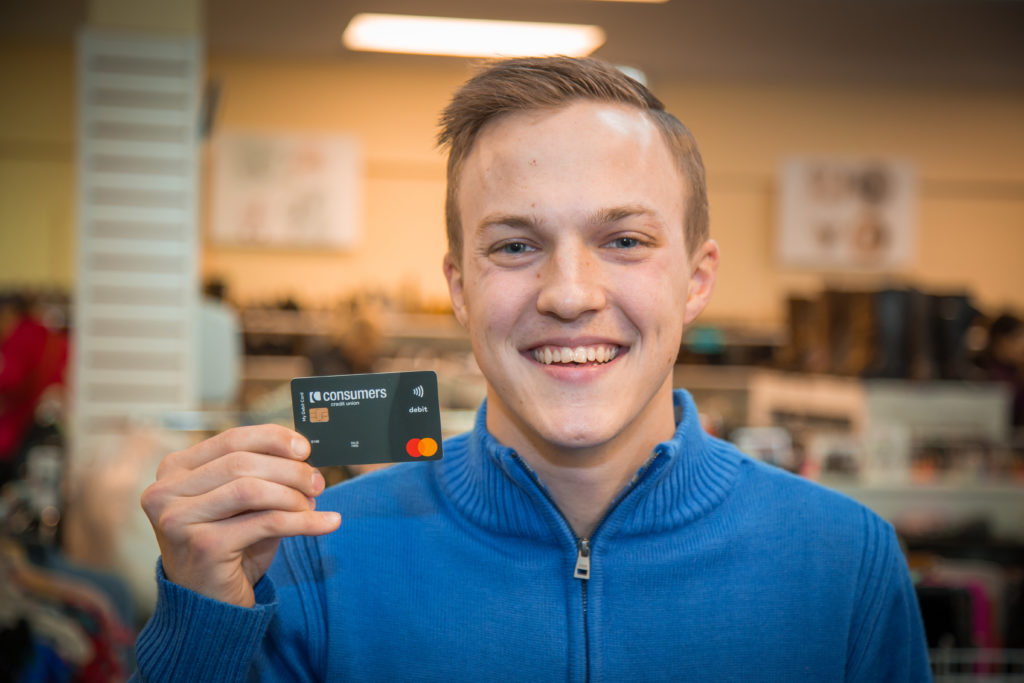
[291,371,443,466]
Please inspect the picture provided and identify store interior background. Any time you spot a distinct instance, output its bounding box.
[1,0,1023,678]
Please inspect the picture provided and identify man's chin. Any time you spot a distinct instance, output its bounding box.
[521,408,625,453]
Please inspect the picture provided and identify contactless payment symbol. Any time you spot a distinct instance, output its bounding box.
[405,437,438,458]
[412,385,424,398]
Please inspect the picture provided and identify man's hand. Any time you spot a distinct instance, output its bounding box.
[140,425,341,607]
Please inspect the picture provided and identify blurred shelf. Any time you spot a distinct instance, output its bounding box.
[822,479,1024,542]
[673,364,761,391]
[381,313,470,354]
[241,309,336,335]
[381,312,465,341]
[240,309,470,355]
[243,354,312,381]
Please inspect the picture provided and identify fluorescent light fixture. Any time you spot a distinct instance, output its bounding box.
[342,13,606,58]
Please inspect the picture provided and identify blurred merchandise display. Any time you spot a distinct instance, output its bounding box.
[775,286,984,381]
[1,288,137,680]
[914,556,1024,681]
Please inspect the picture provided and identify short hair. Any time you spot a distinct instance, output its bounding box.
[438,56,709,262]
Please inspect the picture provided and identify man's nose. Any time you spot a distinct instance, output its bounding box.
[535,243,607,321]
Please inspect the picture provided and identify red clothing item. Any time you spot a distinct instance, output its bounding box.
[0,316,67,460]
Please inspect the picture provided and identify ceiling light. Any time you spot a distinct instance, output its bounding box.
[342,14,606,58]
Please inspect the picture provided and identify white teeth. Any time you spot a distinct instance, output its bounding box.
[532,344,621,365]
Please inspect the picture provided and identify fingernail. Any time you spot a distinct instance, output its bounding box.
[307,496,317,510]
[311,469,325,492]
[291,436,309,458]
[322,511,341,525]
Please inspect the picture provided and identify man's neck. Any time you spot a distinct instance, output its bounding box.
[486,385,677,538]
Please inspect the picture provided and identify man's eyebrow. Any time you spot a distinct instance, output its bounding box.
[588,204,659,225]
[475,205,660,234]
[476,213,538,233]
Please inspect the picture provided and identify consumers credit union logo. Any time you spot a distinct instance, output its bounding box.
[405,438,438,458]
[309,388,387,403]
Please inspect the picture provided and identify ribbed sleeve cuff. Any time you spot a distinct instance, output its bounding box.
[134,560,278,683]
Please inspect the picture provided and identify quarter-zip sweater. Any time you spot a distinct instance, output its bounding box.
[135,390,930,681]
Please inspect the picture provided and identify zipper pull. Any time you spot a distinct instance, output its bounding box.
[574,538,591,580]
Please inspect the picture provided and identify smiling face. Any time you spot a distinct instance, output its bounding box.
[445,100,718,460]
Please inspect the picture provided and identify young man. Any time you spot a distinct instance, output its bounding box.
[135,58,930,681]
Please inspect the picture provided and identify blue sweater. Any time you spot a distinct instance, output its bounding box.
[135,390,930,681]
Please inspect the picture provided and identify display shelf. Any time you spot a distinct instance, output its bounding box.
[243,354,312,382]
[241,308,337,336]
[822,480,1024,542]
[671,366,1022,544]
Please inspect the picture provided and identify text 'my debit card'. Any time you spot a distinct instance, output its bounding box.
[291,371,443,467]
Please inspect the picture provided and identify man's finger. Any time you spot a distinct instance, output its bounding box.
[166,452,324,500]
[157,478,318,537]
[166,424,309,472]
[202,508,342,553]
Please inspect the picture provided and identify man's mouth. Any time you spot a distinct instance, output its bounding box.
[531,344,621,365]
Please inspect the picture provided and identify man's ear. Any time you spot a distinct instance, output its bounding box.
[684,239,720,326]
[443,252,469,328]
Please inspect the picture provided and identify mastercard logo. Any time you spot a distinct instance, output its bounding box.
[405,437,438,458]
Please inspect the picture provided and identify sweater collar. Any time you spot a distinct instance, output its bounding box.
[436,389,741,541]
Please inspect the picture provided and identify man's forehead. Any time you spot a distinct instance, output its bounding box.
[463,104,668,188]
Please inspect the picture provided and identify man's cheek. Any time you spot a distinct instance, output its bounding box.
[472,282,518,324]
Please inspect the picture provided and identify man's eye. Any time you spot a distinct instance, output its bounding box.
[497,241,532,254]
[608,236,640,249]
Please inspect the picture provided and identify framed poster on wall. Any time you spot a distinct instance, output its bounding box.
[777,157,915,271]
[211,131,363,249]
